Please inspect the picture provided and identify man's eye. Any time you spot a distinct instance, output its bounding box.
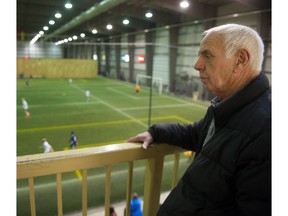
[205,55,212,60]
[205,53,215,62]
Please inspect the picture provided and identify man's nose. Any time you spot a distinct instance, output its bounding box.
[194,58,203,71]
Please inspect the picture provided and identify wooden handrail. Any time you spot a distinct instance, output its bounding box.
[17,143,185,216]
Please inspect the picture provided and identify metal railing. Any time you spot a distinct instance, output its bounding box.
[17,143,186,216]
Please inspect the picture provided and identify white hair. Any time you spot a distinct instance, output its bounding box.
[204,24,264,72]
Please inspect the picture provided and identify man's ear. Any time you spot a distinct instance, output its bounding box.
[234,49,250,72]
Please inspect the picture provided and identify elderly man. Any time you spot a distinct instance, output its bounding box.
[128,24,271,216]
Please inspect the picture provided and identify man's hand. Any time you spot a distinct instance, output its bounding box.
[127,131,153,149]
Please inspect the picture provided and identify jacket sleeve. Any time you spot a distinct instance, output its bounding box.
[234,129,271,216]
[147,119,204,151]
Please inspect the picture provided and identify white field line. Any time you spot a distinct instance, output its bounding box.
[161,94,208,109]
[106,87,139,99]
[106,86,207,110]
[119,103,197,111]
[17,158,187,192]
[71,85,147,128]
[17,101,101,109]
[106,87,163,100]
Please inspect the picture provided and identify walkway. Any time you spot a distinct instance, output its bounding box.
[64,191,170,216]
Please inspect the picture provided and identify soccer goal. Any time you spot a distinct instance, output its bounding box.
[136,74,163,94]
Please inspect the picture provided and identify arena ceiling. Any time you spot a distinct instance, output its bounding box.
[17,0,271,42]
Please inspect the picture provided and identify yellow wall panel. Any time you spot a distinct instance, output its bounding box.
[17,58,98,78]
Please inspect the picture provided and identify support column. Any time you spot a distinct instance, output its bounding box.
[104,38,110,77]
[128,35,135,82]
[114,37,121,79]
[145,31,155,77]
[169,27,179,93]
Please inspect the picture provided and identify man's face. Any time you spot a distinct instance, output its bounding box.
[194,32,236,99]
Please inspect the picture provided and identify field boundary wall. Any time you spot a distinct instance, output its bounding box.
[17,58,98,78]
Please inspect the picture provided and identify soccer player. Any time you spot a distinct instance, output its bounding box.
[42,138,54,153]
[69,131,77,149]
[22,97,30,118]
[85,90,90,102]
[135,85,141,95]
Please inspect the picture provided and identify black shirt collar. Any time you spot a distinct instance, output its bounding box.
[210,73,270,128]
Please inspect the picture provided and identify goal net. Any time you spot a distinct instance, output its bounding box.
[136,74,163,94]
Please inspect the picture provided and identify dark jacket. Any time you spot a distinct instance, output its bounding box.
[148,73,271,216]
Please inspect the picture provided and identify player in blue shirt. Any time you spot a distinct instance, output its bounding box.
[69,131,77,149]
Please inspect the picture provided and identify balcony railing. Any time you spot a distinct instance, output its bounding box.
[17,143,187,216]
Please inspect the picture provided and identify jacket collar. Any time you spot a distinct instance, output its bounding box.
[210,73,270,129]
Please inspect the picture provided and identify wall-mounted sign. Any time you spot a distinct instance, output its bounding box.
[137,54,145,63]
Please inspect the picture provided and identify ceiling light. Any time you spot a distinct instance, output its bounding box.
[106,24,113,30]
[55,12,62,18]
[80,33,85,38]
[92,29,97,34]
[180,0,189,8]
[30,34,41,45]
[72,35,78,40]
[68,37,72,41]
[49,20,55,25]
[145,11,153,18]
[64,38,68,43]
[65,3,73,9]
[123,19,129,25]
[43,26,49,31]
[39,31,44,35]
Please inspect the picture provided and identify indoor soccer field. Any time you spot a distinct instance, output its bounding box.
[17,76,207,215]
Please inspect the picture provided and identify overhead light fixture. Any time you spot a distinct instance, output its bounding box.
[123,19,129,25]
[68,37,72,41]
[64,38,68,43]
[49,20,55,25]
[106,24,113,30]
[180,0,189,8]
[72,35,78,40]
[30,34,41,45]
[145,11,153,18]
[92,29,97,34]
[43,26,49,31]
[39,30,44,35]
[65,2,73,9]
[80,33,85,38]
[55,12,62,18]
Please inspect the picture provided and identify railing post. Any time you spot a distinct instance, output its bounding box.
[125,161,133,216]
[171,153,180,189]
[143,156,164,216]
[82,169,88,216]
[105,165,111,216]
[28,177,36,216]
[56,173,63,216]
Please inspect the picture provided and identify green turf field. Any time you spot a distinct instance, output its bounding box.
[17,76,208,215]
